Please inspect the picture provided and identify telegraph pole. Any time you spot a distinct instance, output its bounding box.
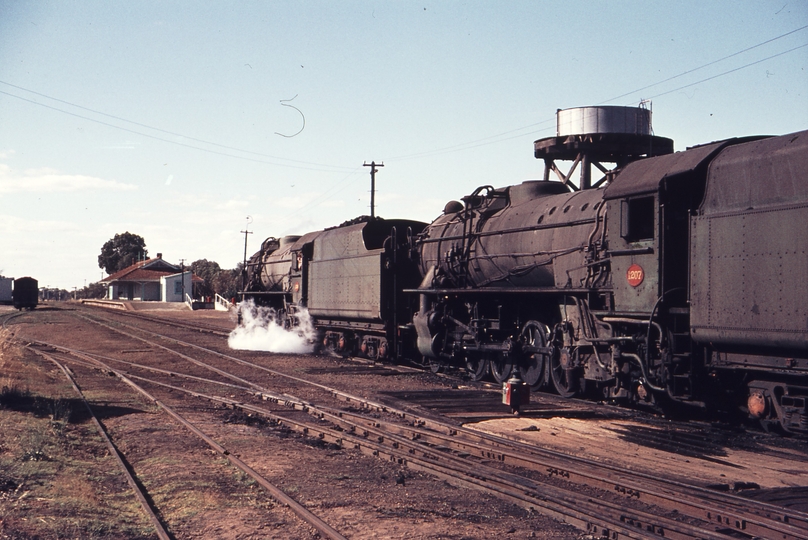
[241,216,253,297]
[363,161,384,218]
[179,258,186,302]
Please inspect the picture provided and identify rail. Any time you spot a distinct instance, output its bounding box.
[24,339,348,540]
[34,310,808,540]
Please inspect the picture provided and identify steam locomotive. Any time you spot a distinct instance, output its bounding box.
[242,107,807,435]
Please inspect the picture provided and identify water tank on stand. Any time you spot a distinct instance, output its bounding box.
[535,105,674,189]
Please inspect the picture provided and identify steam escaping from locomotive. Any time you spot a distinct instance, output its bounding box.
[228,300,316,353]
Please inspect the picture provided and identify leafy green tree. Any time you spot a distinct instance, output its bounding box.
[213,263,244,301]
[76,282,107,299]
[98,232,147,275]
[190,259,222,298]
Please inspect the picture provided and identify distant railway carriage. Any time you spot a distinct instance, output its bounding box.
[241,107,807,435]
[12,277,39,310]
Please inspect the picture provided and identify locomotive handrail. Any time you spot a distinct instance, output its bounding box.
[402,286,596,294]
[418,217,597,243]
[606,246,654,256]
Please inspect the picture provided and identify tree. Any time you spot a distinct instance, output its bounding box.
[76,281,107,299]
[98,232,148,275]
[190,259,222,298]
[213,263,244,301]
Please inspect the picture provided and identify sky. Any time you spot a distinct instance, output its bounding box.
[1,1,806,291]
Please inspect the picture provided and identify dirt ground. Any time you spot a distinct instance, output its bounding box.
[0,305,583,540]
[3,303,807,539]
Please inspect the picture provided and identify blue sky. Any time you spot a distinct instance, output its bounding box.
[1,1,806,291]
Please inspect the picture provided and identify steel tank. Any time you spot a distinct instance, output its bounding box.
[556,106,652,137]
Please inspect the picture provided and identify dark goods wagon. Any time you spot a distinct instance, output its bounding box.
[12,277,38,310]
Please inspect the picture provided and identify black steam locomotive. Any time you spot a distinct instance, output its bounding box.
[243,110,807,435]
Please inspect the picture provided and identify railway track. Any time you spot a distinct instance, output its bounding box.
[4,309,349,540]
[18,307,808,539]
[38,349,348,540]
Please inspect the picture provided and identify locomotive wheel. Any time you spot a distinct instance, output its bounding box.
[490,353,513,384]
[465,354,489,382]
[428,358,445,373]
[520,321,550,388]
[550,347,579,398]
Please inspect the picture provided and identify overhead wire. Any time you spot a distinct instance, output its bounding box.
[643,42,808,100]
[389,25,808,162]
[0,81,358,174]
[2,25,804,171]
[0,25,805,218]
[601,24,808,104]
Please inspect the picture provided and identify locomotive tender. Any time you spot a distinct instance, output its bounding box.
[243,107,807,435]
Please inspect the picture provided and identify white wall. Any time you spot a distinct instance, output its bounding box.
[161,272,193,302]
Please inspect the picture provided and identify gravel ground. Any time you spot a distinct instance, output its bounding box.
[1,304,582,540]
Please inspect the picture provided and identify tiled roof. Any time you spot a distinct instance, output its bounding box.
[102,257,179,283]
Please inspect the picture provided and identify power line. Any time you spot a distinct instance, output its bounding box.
[1,25,804,194]
[0,81,357,173]
[644,42,808,100]
[391,26,808,162]
[602,24,808,104]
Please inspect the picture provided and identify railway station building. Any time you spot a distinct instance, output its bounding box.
[101,254,202,302]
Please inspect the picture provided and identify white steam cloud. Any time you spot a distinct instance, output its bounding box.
[228,300,316,353]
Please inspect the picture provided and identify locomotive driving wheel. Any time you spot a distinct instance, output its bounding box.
[551,346,580,398]
[520,321,550,388]
[490,352,514,383]
[465,353,489,382]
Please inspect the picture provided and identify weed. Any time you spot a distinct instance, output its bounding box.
[0,384,31,407]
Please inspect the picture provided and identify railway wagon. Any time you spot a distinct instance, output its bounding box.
[12,277,38,310]
[244,217,427,359]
